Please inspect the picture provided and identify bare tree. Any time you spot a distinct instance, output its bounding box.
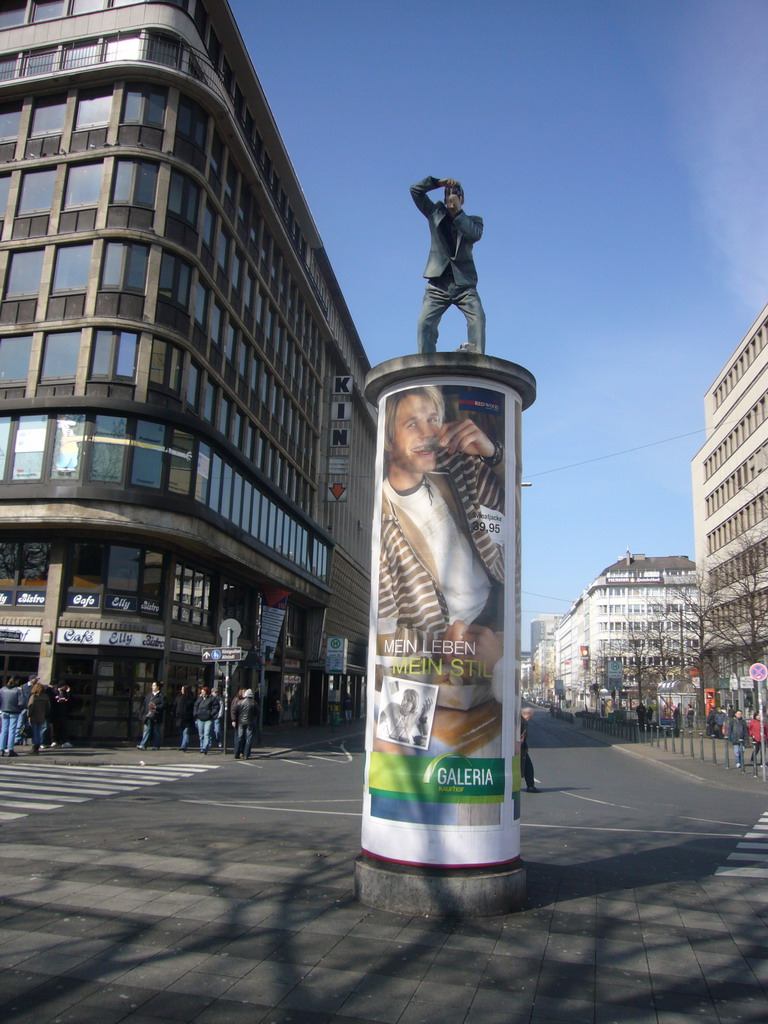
[704,524,768,713]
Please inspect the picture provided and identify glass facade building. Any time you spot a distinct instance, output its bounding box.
[0,0,375,741]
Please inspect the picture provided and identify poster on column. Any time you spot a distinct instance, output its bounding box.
[362,377,522,868]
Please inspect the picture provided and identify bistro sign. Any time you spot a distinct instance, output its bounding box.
[57,628,165,649]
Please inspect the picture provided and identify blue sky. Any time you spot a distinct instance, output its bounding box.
[230,0,768,645]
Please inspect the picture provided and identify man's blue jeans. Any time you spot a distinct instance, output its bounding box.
[235,723,254,759]
[732,742,745,767]
[139,720,161,750]
[196,719,212,752]
[0,712,18,752]
[417,281,486,354]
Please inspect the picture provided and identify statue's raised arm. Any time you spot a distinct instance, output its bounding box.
[410,176,486,355]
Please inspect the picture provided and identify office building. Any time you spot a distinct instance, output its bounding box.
[555,553,698,708]
[0,0,375,740]
[692,303,768,690]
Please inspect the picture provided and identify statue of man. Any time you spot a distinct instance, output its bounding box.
[411,176,486,355]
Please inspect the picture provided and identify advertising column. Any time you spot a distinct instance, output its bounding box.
[355,353,535,916]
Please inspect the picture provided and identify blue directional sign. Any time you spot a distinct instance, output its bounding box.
[201,647,243,662]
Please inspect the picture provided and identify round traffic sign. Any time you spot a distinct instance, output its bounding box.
[749,663,768,681]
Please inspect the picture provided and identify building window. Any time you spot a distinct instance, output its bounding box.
[70,542,103,589]
[218,395,231,436]
[158,251,192,309]
[122,83,167,127]
[112,159,158,206]
[173,562,212,627]
[186,362,199,408]
[210,302,223,347]
[18,168,57,214]
[40,330,81,379]
[51,243,92,292]
[202,203,216,251]
[202,380,216,422]
[0,335,32,380]
[0,102,21,141]
[176,95,207,150]
[64,162,102,207]
[32,0,68,20]
[12,415,47,481]
[5,249,44,296]
[90,328,137,379]
[149,337,182,393]
[0,541,49,589]
[168,429,193,495]
[0,2,26,29]
[30,95,66,136]
[194,281,209,330]
[217,230,230,274]
[51,413,85,479]
[167,169,200,227]
[75,90,112,130]
[130,419,165,489]
[90,415,126,483]
[101,242,149,291]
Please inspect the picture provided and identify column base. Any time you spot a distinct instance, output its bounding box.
[354,854,526,918]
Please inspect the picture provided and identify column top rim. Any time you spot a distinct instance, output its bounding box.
[364,353,537,409]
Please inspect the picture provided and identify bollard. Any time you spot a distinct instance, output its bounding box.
[700,734,705,761]
[689,731,695,758]
[724,741,730,769]
[671,732,676,754]
[663,728,668,751]
[712,737,717,764]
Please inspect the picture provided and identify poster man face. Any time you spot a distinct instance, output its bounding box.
[386,392,442,489]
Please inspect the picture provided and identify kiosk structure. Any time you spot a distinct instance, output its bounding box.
[354,352,536,916]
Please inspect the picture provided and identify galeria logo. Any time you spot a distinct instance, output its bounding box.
[422,752,502,796]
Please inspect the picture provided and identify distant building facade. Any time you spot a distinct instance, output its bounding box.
[692,303,768,694]
[0,0,374,740]
[529,613,558,699]
[555,553,698,709]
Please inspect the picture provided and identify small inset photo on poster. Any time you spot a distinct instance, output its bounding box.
[376,677,438,749]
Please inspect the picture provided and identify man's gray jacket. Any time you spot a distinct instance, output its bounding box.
[411,176,483,288]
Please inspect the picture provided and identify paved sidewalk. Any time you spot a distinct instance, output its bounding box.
[6,718,357,767]
[1,719,767,1023]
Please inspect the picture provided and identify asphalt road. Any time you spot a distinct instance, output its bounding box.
[520,712,767,884]
[1,715,767,1023]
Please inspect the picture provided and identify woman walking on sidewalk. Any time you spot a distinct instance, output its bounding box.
[27,683,50,754]
[748,713,768,767]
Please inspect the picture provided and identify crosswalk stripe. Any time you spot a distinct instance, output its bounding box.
[716,865,768,877]
[0,762,218,821]
[14,765,214,778]
[0,799,63,810]
[0,782,132,795]
[0,771,140,787]
[0,773,148,790]
[0,787,89,803]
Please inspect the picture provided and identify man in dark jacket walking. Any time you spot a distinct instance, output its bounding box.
[728,710,748,770]
[232,688,260,760]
